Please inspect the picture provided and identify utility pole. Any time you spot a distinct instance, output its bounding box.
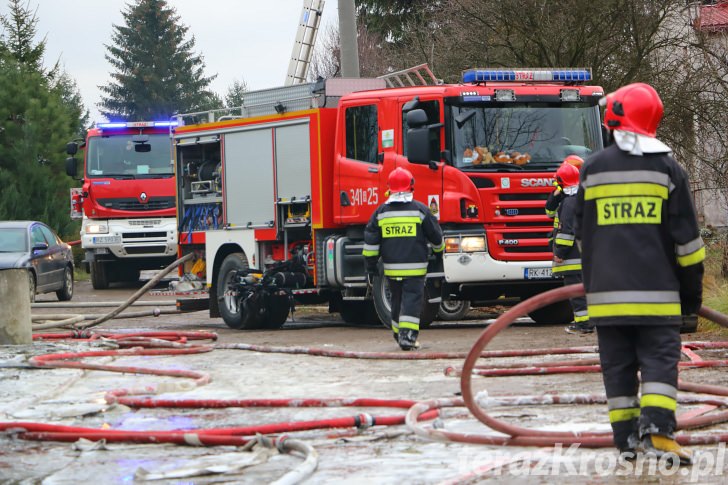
[338,0,360,78]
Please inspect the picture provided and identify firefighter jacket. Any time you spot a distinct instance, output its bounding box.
[363,198,444,278]
[552,188,581,276]
[574,144,705,326]
[545,186,564,249]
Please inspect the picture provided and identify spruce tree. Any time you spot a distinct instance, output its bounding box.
[99,0,217,121]
[0,0,82,237]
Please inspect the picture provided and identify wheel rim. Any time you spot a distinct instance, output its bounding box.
[440,300,464,314]
[65,268,73,296]
[222,270,239,314]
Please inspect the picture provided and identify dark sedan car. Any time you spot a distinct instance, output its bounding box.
[0,221,74,301]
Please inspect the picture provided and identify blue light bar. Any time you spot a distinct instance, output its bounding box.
[462,68,592,84]
[97,122,127,129]
[97,121,179,130]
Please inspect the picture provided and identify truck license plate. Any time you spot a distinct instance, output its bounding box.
[92,235,122,244]
[524,267,552,279]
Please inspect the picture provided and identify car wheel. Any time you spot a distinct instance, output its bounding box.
[56,266,74,301]
[28,271,36,303]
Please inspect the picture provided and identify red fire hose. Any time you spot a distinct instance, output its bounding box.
[405,283,728,448]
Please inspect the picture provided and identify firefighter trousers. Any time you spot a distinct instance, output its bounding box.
[596,324,681,450]
[388,276,425,348]
[563,272,589,325]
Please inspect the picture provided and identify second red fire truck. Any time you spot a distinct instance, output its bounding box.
[172,68,604,329]
[66,121,178,289]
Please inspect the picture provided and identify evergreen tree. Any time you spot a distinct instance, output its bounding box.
[0,0,82,237]
[0,0,54,75]
[224,78,248,108]
[99,0,217,121]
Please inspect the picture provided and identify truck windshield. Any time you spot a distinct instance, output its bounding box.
[86,134,172,178]
[449,102,602,171]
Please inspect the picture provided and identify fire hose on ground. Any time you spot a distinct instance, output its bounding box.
[30,253,194,331]
[3,284,728,482]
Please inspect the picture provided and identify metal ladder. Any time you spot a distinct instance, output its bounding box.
[377,63,441,88]
[285,0,325,86]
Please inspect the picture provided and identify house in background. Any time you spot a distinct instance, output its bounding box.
[688,0,728,227]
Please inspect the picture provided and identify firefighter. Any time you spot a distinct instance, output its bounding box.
[546,155,584,250]
[574,82,705,464]
[551,161,591,334]
[363,167,444,350]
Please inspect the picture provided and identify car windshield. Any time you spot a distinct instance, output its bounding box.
[86,134,172,178]
[449,102,602,171]
[0,228,28,252]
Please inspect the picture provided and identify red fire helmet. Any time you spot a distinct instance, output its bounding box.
[563,154,584,170]
[556,161,580,188]
[388,167,415,193]
[601,82,664,137]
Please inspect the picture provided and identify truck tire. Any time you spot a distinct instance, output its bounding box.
[216,253,263,330]
[260,292,290,329]
[372,275,438,329]
[340,300,380,325]
[437,300,471,321]
[528,300,573,324]
[55,265,74,301]
[90,262,109,290]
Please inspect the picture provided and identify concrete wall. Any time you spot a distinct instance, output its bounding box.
[0,269,32,344]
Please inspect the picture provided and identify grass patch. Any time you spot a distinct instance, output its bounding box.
[698,235,728,335]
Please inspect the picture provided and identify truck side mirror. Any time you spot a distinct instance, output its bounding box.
[65,156,78,177]
[66,142,78,155]
[405,109,440,169]
[406,128,431,165]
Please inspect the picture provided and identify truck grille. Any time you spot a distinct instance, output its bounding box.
[97,197,175,211]
[122,232,167,239]
[125,246,167,255]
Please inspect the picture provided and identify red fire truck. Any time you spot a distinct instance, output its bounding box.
[65,121,178,289]
[173,68,604,329]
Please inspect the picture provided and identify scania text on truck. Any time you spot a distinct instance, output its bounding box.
[65,121,178,289]
[172,68,604,329]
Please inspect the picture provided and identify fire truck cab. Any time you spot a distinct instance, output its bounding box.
[66,121,178,289]
[173,68,604,330]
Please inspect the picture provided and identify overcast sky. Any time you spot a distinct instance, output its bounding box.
[23,1,337,122]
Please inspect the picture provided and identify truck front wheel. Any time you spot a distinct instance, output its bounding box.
[373,275,438,329]
[216,253,262,330]
[90,261,109,290]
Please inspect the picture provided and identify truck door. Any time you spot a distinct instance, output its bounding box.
[398,98,444,220]
[335,101,383,225]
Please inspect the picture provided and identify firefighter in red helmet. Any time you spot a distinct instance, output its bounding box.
[574,82,704,464]
[545,155,584,249]
[363,167,444,350]
[551,161,591,334]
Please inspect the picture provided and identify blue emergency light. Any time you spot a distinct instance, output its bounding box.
[97,121,179,129]
[462,68,592,84]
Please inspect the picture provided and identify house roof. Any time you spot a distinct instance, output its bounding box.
[698,2,728,32]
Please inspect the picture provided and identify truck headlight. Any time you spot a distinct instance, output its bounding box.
[85,222,109,234]
[461,236,486,252]
[444,236,486,253]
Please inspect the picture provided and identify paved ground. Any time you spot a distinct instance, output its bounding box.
[1,278,727,483]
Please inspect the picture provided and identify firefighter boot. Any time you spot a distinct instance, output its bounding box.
[398,328,420,351]
[640,434,693,466]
